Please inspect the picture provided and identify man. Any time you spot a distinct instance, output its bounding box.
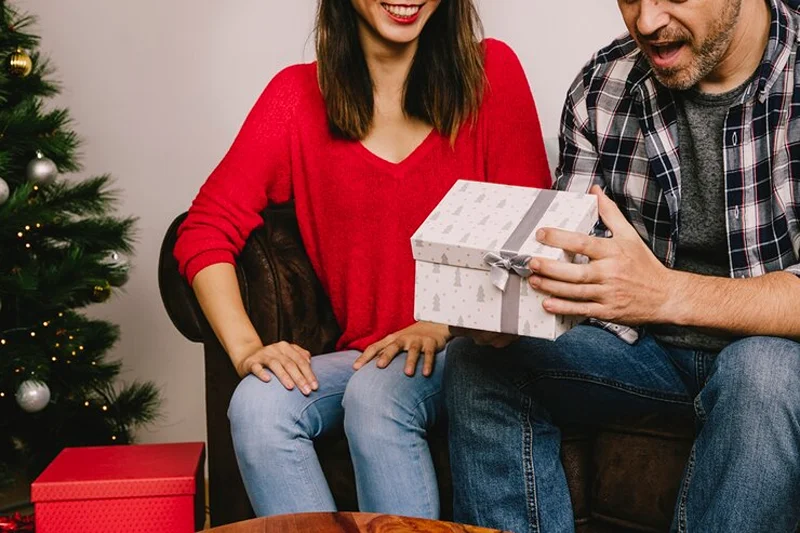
[445,0,800,531]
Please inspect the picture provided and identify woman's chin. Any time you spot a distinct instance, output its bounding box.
[374,26,423,46]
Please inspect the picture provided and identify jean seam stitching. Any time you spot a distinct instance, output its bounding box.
[290,402,333,510]
[406,387,443,518]
[694,351,705,391]
[517,371,693,405]
[692,394,707,423]
[521,392,540,533]
[676,446,696,533]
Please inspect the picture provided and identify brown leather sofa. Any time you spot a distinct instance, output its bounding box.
[158,204,697,532]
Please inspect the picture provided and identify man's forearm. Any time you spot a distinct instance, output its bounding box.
[665,270,800,338]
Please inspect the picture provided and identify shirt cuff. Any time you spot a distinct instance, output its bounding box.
[785,264,800,278]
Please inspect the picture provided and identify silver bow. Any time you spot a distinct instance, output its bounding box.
[483,251,533,292]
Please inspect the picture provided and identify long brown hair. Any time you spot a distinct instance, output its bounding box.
[315,0,485,141]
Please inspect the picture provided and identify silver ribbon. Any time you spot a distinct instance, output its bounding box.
[483,251,533,292]
[490,189,558,334]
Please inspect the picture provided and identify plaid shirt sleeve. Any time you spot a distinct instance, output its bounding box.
[553,68,642,345]
[554,69,606,197]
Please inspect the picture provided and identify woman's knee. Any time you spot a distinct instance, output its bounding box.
[343,356,443,439]
[228,375,308,452]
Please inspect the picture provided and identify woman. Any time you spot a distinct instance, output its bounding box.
[174,0,550,519]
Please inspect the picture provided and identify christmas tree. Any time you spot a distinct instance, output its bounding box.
[0,2,160,487]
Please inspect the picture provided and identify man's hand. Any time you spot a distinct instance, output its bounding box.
[353,322,450,377]
[449,327,519,349]
[529,185,677,325]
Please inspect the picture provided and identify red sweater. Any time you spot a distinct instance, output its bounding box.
[174,39,551,352]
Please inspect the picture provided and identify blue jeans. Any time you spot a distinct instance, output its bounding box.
[227,349,446,518]
[445,325,800,533]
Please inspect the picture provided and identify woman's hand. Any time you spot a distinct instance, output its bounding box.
[232,342,319,396]
[353,322,451,377]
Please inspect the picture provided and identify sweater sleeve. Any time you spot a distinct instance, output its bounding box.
[480,39,552,190]
[174,66,304,284]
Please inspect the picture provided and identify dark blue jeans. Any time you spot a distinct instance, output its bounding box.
[444,325,800,533]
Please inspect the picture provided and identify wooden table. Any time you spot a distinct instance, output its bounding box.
[206,512,509,532]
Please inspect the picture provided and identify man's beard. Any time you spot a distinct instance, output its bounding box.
[640,0,742,91]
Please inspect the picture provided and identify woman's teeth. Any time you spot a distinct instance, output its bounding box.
[382,4,422,19]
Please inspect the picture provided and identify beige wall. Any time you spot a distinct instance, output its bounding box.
[16,1,624,446]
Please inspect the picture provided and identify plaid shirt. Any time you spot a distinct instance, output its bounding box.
[554,0,800,343]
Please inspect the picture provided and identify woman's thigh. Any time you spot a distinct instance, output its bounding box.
[228,350,361,440]
[343,349,447,431]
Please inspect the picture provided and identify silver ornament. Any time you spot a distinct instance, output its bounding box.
[15,379,51,413]
[0,177,9,205]
[105,251,130,285]
[107,251,128,268]
[27,151,58,186]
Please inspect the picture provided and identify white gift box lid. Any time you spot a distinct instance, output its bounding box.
[411,180,598,270]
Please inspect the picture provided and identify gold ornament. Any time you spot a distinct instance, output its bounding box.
[8,48,32,77]
[91,281,112,303]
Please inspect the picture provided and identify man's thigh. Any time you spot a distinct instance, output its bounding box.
[452,325,698,425]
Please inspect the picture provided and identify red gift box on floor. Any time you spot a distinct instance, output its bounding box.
[31,442,205,533]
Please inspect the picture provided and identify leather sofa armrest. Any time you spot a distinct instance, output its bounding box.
[157,204,340,354]
[157,212,207,343]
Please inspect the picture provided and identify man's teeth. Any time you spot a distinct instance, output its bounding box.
[383,4,422,18]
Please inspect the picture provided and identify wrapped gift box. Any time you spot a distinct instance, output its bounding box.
[411,180,598,340]
[31,442,205,533]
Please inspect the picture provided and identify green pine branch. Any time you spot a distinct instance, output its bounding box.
[0,0,161,485]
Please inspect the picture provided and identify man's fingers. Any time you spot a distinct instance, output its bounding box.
[537,228,609,259]
[490,334,518,349]
[473,331,501,346]
[529,257,598,284]
[542,297,605,319]
[590,185,639,239]
[529,275,603,302]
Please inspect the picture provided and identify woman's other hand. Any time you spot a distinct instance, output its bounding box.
[353,322,450,377]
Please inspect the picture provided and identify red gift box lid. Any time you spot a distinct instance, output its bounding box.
[31,442,205,502]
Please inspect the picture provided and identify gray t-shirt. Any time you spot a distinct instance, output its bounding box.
[650,79,752,352]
